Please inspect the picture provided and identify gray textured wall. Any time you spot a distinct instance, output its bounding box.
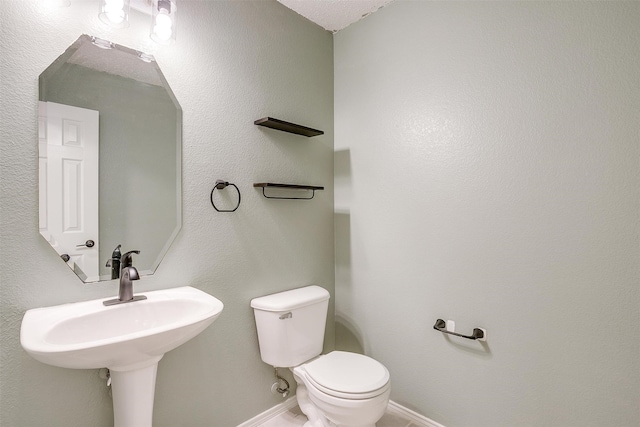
[334,1,639,426]
[0,1,333,426]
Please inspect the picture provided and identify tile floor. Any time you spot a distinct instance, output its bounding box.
[258,404,420,427]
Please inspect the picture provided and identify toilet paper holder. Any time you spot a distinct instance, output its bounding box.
[433,318,486,341]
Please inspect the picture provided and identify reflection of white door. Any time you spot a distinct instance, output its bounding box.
[39,101,100,282]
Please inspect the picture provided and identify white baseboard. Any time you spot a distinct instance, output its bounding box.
[387,400,446,427]
[236,396,299,427]
[236,397,444,427]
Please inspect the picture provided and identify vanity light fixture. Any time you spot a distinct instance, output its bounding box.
[99,0,131,28]
[150,0,177,45]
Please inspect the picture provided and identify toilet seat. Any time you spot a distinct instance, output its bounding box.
[300,351,390,400]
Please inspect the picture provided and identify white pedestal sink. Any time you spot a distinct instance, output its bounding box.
[20,286,224,427]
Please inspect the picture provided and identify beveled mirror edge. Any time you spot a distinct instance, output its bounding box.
[39,36,85,102]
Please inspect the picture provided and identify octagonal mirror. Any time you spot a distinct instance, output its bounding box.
[38,35,182,282]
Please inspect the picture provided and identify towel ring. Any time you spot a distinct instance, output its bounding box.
[210,180,241,212]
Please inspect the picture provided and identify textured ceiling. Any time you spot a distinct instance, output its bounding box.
[277,0,395,33]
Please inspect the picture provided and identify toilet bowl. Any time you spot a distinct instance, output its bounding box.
[251,286,391,427]
[293,351,390,427]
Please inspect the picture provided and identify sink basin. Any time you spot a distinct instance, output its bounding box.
[21,286,223,426]
[21,286,223,371]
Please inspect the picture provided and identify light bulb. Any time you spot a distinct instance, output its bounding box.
[153,25,173,41]
[153,10,173,41]
[99,0,129,28]
[155,12,172,29]
[150,0,176,45]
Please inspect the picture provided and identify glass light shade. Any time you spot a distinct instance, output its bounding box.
[151,0,177,45]
[99,0,130,29]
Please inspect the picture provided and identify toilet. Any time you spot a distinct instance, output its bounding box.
[251,286,390,427]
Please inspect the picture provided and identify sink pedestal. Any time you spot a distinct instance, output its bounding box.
[111,361,160,427]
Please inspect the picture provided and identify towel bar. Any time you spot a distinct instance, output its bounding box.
[433,319,485,341]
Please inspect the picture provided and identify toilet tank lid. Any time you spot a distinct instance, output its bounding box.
[251,285,329,312]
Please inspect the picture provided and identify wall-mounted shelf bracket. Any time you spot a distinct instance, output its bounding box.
[253,183,324,200]
[254,117,324,137]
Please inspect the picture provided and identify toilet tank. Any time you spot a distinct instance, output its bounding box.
[251,285,330,368]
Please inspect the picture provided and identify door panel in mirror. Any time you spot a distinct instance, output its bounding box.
[39,101,100,281]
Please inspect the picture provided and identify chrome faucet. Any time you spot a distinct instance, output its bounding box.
[103,250,147,306]
[118,250,141,301]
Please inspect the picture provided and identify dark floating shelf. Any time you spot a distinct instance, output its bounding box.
[254,117,324,137]
[253,183,325,200]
